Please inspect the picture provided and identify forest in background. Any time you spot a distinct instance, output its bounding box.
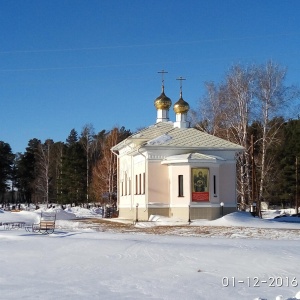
[0,61,299,210]
[191,61,300,212]
[0,125,131,206]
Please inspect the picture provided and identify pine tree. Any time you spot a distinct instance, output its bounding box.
[15,138,41,203]
[59,130,86,204]
[271,119,300,207]
[0,141,14,202]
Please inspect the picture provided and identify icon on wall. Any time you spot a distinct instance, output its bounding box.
[192,168,209,201]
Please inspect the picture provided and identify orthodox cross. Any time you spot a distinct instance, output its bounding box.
[176,76,186,97]
[158,70,168,88]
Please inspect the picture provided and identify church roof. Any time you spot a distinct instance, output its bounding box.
[161,153,226,164]
[112,122,244,151]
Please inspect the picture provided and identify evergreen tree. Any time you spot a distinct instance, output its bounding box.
[271,119,300,207]
[59,130,86,204]
[15,138,41,203]
[0,141,14,202]
[66,129,78,145]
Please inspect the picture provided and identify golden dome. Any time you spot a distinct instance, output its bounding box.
[173,96,190,114]
[154,87,172,110]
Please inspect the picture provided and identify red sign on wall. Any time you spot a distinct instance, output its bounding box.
[192,192,209,202]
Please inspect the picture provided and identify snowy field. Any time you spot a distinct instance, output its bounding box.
[1,207,300,300]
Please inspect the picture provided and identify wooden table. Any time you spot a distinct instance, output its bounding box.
[1,222,26,230]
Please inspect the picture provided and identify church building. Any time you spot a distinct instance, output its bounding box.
[111,77,244,221]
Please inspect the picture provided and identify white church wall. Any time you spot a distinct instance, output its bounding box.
[148,161,169,204]
[118,155,133,210]
[219,163,237,207]
[200,150,238,161]
[168,164,191,207]
[205,164,220,204]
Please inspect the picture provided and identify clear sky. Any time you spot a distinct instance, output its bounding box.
[1,0,300,153]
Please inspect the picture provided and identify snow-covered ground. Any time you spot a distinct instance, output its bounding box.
[1,207,300,300]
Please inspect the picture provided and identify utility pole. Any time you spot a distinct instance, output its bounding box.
[296,157,298,214]
[251,134,255,204]
[251,134,259,217]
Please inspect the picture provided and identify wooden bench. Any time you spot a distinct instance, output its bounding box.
[25,212,56,234]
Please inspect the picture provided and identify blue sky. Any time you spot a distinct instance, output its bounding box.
[1,0,300,153]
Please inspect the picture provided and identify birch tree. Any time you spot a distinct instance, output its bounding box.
[254,61,299,208]
[195,62,299,211]
[225,65,255,207]
[191,82,225,135]
[36,139,53,207]
[195,66,254,207]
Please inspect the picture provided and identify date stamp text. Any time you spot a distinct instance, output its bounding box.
[222,276,298,288]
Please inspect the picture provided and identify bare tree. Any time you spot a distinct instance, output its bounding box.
[191,82,229,136]
[195,62,299,213]
[254,61,299,211]
[225,65,255,207]
[36,139,53,207]
[195,66,254,207]
[91,128,120,204]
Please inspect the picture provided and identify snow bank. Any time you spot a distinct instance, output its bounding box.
[35,207,76,220]
[0,210,39,224]
[137,211,300,230]
[64,206,100,218]
[191,211,300,229]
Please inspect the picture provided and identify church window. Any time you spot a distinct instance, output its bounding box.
[213,175,216,195]
[135,175,138,194]
[129,178,131,195]
[125,173,127,195]
[178,175,184,197]
[139,174,142,194]
[143,173,145,194]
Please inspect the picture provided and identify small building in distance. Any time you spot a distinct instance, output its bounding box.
[111,79,244,221]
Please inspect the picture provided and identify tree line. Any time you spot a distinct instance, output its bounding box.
[0,61,299,210]
[0,125,131,206]
[191,61,300,211]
